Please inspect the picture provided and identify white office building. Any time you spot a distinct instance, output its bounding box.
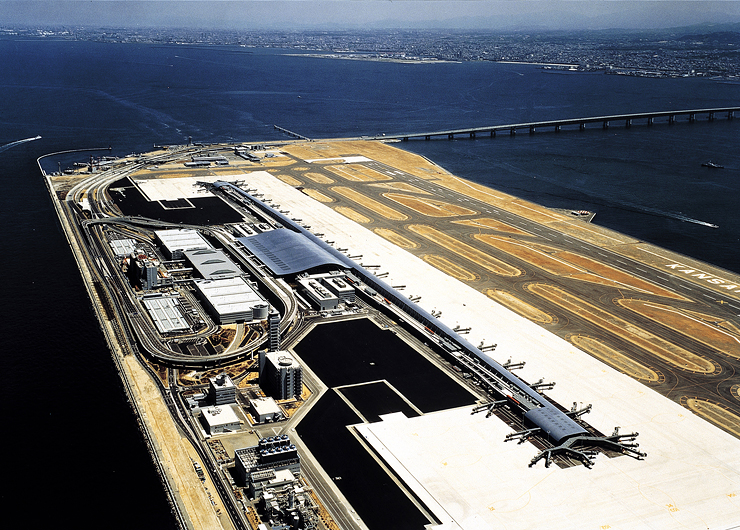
[200,404,241,435]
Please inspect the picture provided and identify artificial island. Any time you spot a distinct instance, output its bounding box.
[42,127,740,530]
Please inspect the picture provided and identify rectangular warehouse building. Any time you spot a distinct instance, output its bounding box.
[184,248,242,280]
[200,404,241,435]
[193,277,269,324]
[155,228,211,260]
[298,271,356,309]
[297,277,339,310]
[142,296,189,333]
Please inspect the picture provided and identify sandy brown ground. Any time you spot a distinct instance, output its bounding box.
[485,289,553,324]
[124,356,226,530]
[384,193,477,217]
[683,398,740,437]
[302,188,334,203]
[526,283,718,374]
[409,224,521,277]
[333,205,372,224]
[331,186,407,220]
[424,254,478,281]
[617,299,740,359]
[374,228,419,249]
[327,163,391,182]
[570,335,661,382]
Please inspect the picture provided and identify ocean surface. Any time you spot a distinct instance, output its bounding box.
[0,38,738,528]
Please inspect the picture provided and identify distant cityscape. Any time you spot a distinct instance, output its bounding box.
[3,24,740,79]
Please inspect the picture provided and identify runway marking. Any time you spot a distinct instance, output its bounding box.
[570,335,660,382]
[374,228,419,249]
[617,300,740,360]
[682,397,740,438]
[331,186,407,221]
[713,318,740,338]
[527,284,718,374]
[333,206,372,224]
[509,199,561,222]
[408,224,521,277]
[384,193,477,218]
[302,188,334,203]
[476,234,583,275]
[485,289,553,324]
[556,251,688,300]
[663,262,740,297]
[439,175,507,201]
[423,254,478,281]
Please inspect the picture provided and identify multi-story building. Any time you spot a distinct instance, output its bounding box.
[259,351,302,400]
[209,373,236,405]
[268,308,280,351]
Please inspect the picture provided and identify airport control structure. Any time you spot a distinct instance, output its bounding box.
[42,132,740,530]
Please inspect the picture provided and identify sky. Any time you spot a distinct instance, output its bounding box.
[3,1,740,31]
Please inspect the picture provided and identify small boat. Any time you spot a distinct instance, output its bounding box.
[702,161,724,168]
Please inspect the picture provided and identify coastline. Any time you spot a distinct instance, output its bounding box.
[39,157,224,530]
[281,52,457,64]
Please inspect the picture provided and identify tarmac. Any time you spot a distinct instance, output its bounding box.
[202,140,740,529]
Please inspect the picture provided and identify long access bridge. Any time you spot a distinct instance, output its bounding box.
[361,106,740,141]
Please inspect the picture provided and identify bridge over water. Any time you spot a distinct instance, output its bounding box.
[359,107,740,142]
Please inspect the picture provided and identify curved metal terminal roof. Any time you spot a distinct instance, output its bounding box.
[524,405,586,442]
[238,229,346,276]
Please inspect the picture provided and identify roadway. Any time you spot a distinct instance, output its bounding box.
[66,162,299,367]
[357,106,740,141]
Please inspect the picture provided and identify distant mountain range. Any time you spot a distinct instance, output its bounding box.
[677,30,740,45]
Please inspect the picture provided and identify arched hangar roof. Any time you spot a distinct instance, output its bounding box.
[238,229,346,277]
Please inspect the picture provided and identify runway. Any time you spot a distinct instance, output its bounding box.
[271,140,740,439]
